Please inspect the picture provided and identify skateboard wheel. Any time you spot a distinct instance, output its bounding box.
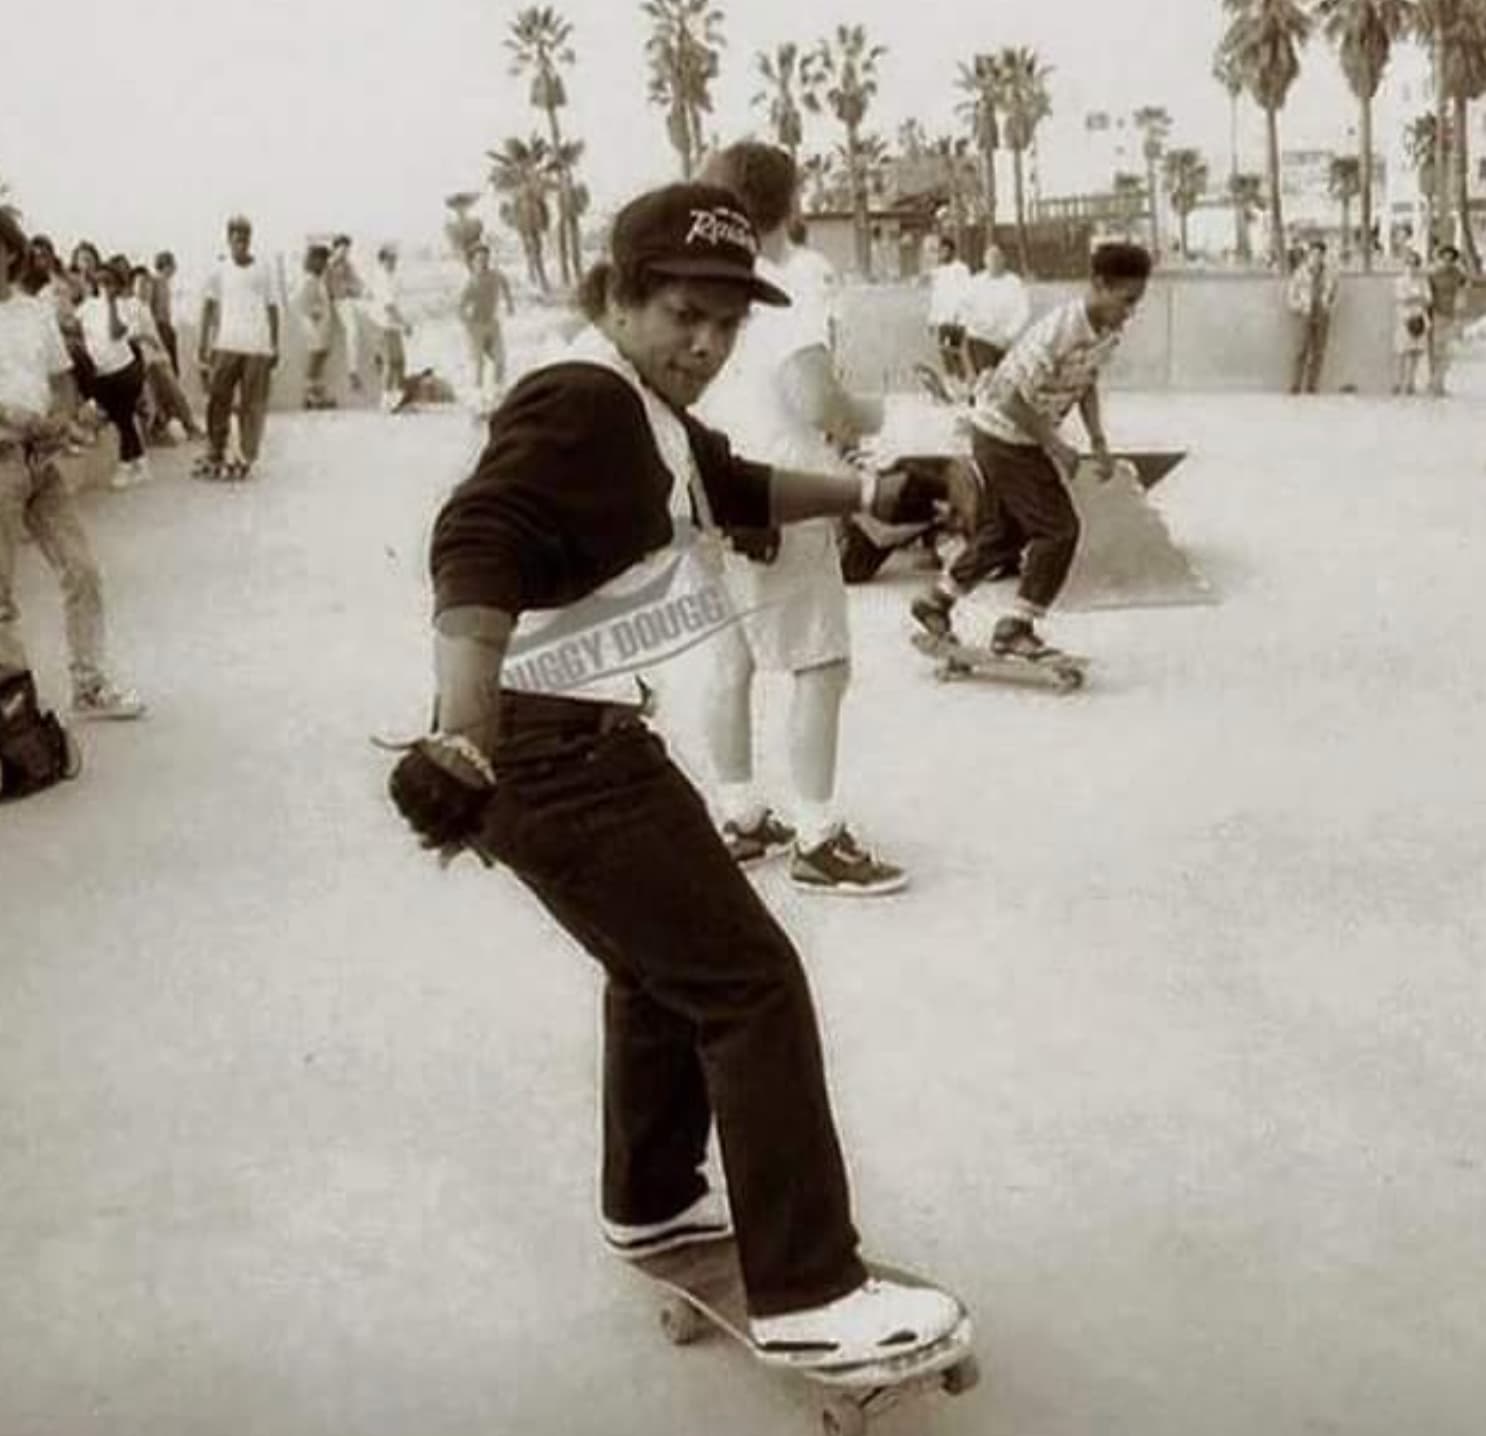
[942,1354,981,1395]
[821,1397,867,1436]
[62,730,83,780]
[658,1297,704,1346]
[1055,667,1084,692]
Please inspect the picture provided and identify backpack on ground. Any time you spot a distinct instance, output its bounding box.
[0,668,81,802]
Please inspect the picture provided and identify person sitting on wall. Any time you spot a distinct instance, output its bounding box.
[925,236,970,381]
[959,243,1031,378]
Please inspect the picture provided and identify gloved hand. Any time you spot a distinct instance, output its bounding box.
[387,733,497,864]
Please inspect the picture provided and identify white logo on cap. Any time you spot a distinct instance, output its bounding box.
[684,207,757,255]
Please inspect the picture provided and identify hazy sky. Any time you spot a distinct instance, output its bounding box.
[3,0,1408,260]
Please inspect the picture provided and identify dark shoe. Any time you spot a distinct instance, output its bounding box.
[721,808,796,866]
[789,826,908,897]
[990,615,1053,660]
[911,590,955,640]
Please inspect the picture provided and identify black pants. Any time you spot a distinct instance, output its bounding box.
[951,430,1080,611]
[935,324,966,379]
[91,358,145,463]
[480,692,866,1318]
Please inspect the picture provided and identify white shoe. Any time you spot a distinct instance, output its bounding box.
[750,1276,963,1371]
[600,1188,733,1259]
[71,680,147,722]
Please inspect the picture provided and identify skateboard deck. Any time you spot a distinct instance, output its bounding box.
[633,1237,978,1436]
[912,629,1088,691]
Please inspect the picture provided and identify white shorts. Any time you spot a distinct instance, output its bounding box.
[716,517,850,674]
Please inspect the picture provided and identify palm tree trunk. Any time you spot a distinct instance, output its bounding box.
[1359,97,1374,273]
[543,104,574,287]
[1146,155,1160,253]
[1455,94,1483,273]
[1434,31,1451,247]
[982,132,998,229]
[1013,147,1030,273]
[1230,94,1243,261]
[1340,197,1352,260]
[847,123,871,278]
[1266,104,1285,267]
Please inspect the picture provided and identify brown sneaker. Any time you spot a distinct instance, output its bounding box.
[721,808,797,867]
[790,826,908,897]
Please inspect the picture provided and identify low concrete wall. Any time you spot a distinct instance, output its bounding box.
[836,272,1455,396]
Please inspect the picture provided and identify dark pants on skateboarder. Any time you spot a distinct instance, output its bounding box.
[949,430,1079,612]
[477,690,868,1319]
[206,351,273,464]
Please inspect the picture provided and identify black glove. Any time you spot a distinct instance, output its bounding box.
[387,734,497,861]
[724,525,782,563]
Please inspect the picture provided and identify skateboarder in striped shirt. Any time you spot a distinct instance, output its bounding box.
[911,242,1151,659]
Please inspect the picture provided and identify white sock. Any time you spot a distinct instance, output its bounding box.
[795,800,839,852]
[720,783,765,831]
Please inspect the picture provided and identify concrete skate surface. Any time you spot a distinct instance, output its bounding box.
[3,377,1484,1436]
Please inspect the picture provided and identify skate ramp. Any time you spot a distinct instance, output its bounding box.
[874,395,1213,611]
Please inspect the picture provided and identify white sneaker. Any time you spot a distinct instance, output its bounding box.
[750,1276,963,1371]
[71,680,147,722]
[600,1188,733,1259]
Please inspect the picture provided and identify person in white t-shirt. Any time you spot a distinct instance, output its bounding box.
[925,237,971,379]
[960,244,1031,377]
[369,244,413,412]
[0,210,145,721]
[77,262,150,487]
[195,215,279,481]
[783,219,840,351]
[697,141,905,896]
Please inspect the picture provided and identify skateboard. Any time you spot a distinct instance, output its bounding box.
[632,1237,979,1436]
[911,629,1089,692]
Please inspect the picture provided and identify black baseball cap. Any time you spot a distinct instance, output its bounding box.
[611,183,791,307]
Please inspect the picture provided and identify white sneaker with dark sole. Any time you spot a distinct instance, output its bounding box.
[750,1275,964,1371]
[601,1189,733,1260]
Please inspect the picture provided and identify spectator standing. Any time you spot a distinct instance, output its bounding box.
[1392,250,1432,397]
[325,234,366,394]
[194,215,279,482]
[150,252,181,374]
[959,243,1031,377]
[784,217,841,350]
[368,244,412,412]
[0,210,144,721]
[457,241,513,411]
[1427,244,1469,396]
[295,244,336,409]
[77,263,149,486]
[1284,239,1337,394]
[926,237,971,379]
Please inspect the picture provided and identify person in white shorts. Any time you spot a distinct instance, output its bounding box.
[697,142,905,896]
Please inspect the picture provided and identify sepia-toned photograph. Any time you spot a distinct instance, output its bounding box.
[3,1,1483,1433]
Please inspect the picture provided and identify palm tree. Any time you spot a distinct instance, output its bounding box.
[1439,0,1486,269]
[1133,105,1173,253]
[798,151,836,211]
[507,6,582,286]
[1163,148,1210,256]
[444,192,485,259]
[752,42,815,162]
[1213,48,1250,258]
[803,24,888,277]
[1328,153,1364,256]
[1229,171,1265,260]
[644,0,725,179]
[1220,0,1312,266]
[1405,109,1441,229]
[487,135,556,292]
[955,53,1001,229]
[1315,1,1414,273]
[991,47,1053,274]
[1412,0,1457,243]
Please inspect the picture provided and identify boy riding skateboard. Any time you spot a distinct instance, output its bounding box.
[911,242,1151,661]
[386,183,969,1371]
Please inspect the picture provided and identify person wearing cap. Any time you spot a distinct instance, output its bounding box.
[194,215,279,481]
[457,241,515,413]
[694,141,904,895]
[387,181,968,1370]
[912,241,1152,660]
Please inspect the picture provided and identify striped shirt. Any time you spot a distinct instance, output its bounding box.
[971,298,1121,447]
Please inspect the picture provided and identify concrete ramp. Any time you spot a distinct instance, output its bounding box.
[873,396,1212,611]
